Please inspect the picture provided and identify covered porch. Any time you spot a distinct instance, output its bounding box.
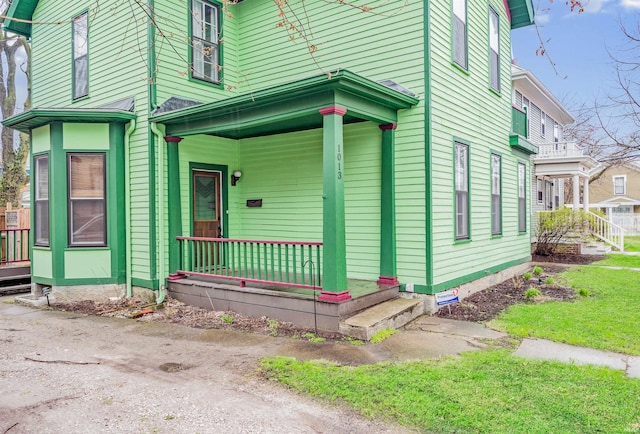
[150,70,419,327]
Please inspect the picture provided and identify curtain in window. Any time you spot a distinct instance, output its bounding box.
[73,13,88,99]
[34,155,49,246]
[518,164,526,232]
[489,9,500,91]
[192,0,219,83]
[455,143,469,239]
[69,154,106,246]
[453,0,467,68]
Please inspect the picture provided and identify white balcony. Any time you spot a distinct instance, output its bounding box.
[535,141,585,159]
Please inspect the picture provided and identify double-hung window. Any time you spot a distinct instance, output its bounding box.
[489,7,500,92]
[72,12,88,99]
[541,112,546,137]
[68,153,106,246]
[455,142,470,240]
[34,155,49,247]
[191,0,220,84]
[453,0,467,69]
[518,163,526,232]
[614,176,626,195]
[491,154,501,235]
[554,122,560,143]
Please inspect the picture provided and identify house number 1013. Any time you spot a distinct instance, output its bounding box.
[337,143,342,180]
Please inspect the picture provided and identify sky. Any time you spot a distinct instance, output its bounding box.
[511,1,639,130]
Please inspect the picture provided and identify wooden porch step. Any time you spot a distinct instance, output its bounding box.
[0,283,31,295]
[339,297,424,341]
[0,273,30,283]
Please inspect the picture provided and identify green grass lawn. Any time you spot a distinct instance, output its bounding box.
[489,266,640,355]
[625,236,640,252]
[592,253,640,268]
[263,350,640,433]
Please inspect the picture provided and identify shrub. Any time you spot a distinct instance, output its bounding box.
[545,277,555,285]
[533,266,543,276]
[535,208,590,256]
[523,272,533,280]
[525,288,541,299]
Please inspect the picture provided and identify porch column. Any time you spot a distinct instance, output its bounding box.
[318,106,351,302]
[573,174,580,210]
[583,176,590,212]
[378,124,399,286]
[165,135,183,274]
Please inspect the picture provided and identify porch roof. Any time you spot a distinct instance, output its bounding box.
[149,70,420,139]
[2,108,137,133]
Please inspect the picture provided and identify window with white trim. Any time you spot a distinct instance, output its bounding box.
[34,155,49,247]
[518,163,526,232]
[537,179,543,203]
[489,7,500,92]
[491,154,501,235]
[68,153,106,246]
[540,111,546,137]
[191,0,220,84]
[613,175,626,195]
[455,142,469,240]
[554,122,560,143]
[72,12,88,99]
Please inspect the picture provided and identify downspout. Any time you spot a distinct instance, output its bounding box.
[150,122,167,304]
[124,119,136,298]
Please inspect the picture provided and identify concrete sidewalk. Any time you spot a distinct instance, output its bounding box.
[382,316,640,379]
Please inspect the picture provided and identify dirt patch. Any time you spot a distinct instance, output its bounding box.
[532,254,605,265]
[53,296,343,341]
[436,262,580,323]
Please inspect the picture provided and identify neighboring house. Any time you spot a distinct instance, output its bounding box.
[589,162,640,235]
[511,64,599,224]
[3,0,536,329]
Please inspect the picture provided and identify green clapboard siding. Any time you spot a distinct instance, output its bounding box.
[428,0,531,287]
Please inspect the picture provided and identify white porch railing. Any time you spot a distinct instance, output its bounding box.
[536,141,585,159]
[588,211,625,252]
[610,214,640,235]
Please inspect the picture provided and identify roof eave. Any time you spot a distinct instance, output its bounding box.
[3,108,137,133]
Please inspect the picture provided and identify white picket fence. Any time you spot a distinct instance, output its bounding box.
[609,214,640,236]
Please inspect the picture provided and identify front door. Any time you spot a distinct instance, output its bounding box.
[193,169,223,270]
[193,170,222,238]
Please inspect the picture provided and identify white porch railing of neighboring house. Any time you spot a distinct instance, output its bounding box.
[588,211,625,252]
[536,141,585,159]
[609,214,640,236]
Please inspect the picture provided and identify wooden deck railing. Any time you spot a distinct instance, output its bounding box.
[587,211,625,252]
[176,236,322,290]
[1,228,30,264]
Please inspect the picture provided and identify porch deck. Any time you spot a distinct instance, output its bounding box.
[167,277,400,332]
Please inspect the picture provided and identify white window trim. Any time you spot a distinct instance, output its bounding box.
[540,111,546,138]
[613,175,626,195]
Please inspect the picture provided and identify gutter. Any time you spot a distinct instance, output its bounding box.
[150,122,167,304]
[124,119,136,297]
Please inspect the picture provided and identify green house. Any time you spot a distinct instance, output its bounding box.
[3,0,535,330]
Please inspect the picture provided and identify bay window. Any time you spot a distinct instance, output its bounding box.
[68,153,106,246]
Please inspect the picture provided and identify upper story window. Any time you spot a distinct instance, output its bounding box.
[613,175,626,195]
[191,0,221,84]
[455,141,470,240]
[68,153,106,247]
[554,122,560,143]
[34,155,50,247]
[452,0,467,69]
[540,111,546,137]
[72,12,88,99]
[489,7,500,92]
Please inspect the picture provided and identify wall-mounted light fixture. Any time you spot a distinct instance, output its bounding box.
[231,170,242,186]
